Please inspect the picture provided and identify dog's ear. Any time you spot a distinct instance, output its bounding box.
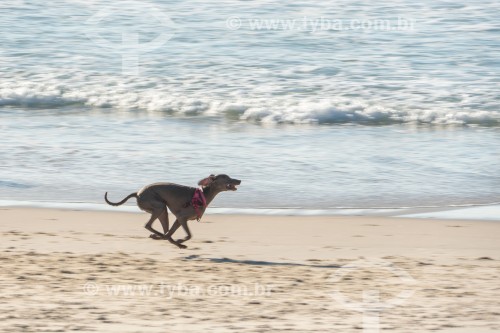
[198,174,215,187]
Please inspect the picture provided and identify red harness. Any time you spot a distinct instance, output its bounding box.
[188,188,206,221]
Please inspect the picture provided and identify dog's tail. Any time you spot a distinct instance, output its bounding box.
[104,192,138,206]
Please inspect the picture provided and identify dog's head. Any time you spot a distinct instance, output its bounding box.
[198,174,241,191]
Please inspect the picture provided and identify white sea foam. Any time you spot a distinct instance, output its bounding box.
[1,81,498,126]
[398,205,500,221]
[0,83,85,107]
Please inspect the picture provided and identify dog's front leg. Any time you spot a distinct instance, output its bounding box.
[177,220,192,244]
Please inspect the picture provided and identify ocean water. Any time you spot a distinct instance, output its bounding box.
[1,0,499,210]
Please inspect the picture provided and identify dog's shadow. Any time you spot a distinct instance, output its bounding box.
[182,255,340,268]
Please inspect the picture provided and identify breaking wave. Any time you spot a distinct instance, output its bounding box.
[1,82,498,126]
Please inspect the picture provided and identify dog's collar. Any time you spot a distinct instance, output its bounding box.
[191,187,207,221]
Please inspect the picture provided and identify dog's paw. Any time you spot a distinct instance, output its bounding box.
[177,244,187,249]
[176,239,185,244]
[149,234,163,240]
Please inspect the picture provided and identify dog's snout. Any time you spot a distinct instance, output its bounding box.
[234,179,241,185]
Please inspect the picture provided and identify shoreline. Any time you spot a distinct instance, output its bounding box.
[1,199,499,221]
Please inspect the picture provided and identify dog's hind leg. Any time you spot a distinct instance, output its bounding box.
[163,219,187,249]
[150,210,170,240]
[158,210,169,234]
[144,208,166,239]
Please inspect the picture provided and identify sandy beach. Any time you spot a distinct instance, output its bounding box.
[1,208,499,332]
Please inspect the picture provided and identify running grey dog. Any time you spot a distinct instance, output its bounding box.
[104,174,241,249]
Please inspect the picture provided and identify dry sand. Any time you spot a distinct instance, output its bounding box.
[1,208,499,332]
